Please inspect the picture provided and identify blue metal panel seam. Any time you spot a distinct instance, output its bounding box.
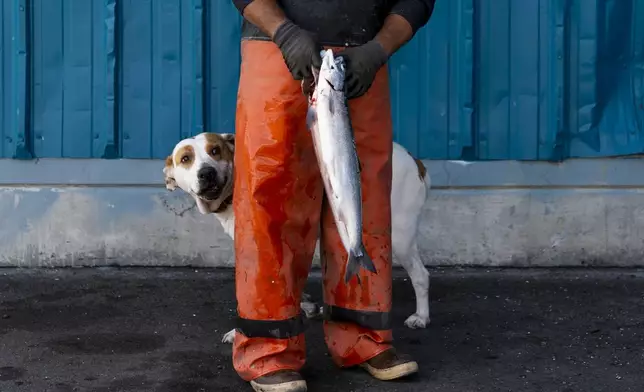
[1,1,6,157]
[187,0,204,138]
[450,0,474,160]
[99,0,117,158]
[8,0,30,159]
[631,0,644,134]
[536,0,566,161]
[206,1,241,136]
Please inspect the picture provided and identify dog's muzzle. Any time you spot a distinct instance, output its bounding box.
[197,166,223,200]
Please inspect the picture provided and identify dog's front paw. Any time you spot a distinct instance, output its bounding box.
[222,329,236,344]
[301,301,319,319]
[404,313,430,329]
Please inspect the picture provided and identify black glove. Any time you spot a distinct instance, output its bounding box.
[273,20,323,80]
[339,40,389,99]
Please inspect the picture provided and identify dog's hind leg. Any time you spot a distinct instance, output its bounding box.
[396,240,431,329]
[300,296,321,319]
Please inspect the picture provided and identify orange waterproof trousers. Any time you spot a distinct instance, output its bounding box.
[232,40,394,382]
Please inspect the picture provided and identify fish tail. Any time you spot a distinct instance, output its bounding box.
[344,244,377,283]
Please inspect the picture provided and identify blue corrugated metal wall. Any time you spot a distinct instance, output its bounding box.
[1,0,643,160]
[31,0,116,158]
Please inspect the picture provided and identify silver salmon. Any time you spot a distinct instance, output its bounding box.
[305,49,377,283]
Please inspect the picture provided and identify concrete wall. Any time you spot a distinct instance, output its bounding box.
[2,158,644,268]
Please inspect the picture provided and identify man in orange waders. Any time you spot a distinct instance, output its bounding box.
[231,0,435,390]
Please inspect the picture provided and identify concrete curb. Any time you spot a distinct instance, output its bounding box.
[2,158,644,267]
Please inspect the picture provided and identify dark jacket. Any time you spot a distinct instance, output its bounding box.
[232,0,435,47]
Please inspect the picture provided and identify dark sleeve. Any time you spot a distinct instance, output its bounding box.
[232,0,253,15]
[389,0,436,35]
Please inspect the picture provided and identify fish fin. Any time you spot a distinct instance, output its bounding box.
[344,244,377,283]
[306,106,317,131]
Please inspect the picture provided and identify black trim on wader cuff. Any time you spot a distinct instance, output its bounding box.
[322,304,391,331]
[236,314,307,339]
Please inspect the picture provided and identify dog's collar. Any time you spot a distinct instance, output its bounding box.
[213,195,233,213]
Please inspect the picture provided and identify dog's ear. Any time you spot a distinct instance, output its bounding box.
[163,155,177,191]
[220,133,235,152]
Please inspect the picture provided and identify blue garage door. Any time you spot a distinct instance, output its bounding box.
[1,0,643,160]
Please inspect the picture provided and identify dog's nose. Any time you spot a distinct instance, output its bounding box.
[197,166,218,184]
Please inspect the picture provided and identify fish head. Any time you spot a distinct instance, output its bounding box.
[317,49,346,97]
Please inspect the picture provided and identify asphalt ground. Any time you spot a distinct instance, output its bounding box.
[1,267,644,392]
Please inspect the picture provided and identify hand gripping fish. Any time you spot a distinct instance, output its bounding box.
[304,49,377,283]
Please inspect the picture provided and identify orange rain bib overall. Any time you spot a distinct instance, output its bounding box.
[232,40,394,382]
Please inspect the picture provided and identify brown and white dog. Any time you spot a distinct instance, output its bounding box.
[163,132,431,343]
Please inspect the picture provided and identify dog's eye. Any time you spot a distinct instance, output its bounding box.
[181,155,190,163]
[211,146,221,156]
